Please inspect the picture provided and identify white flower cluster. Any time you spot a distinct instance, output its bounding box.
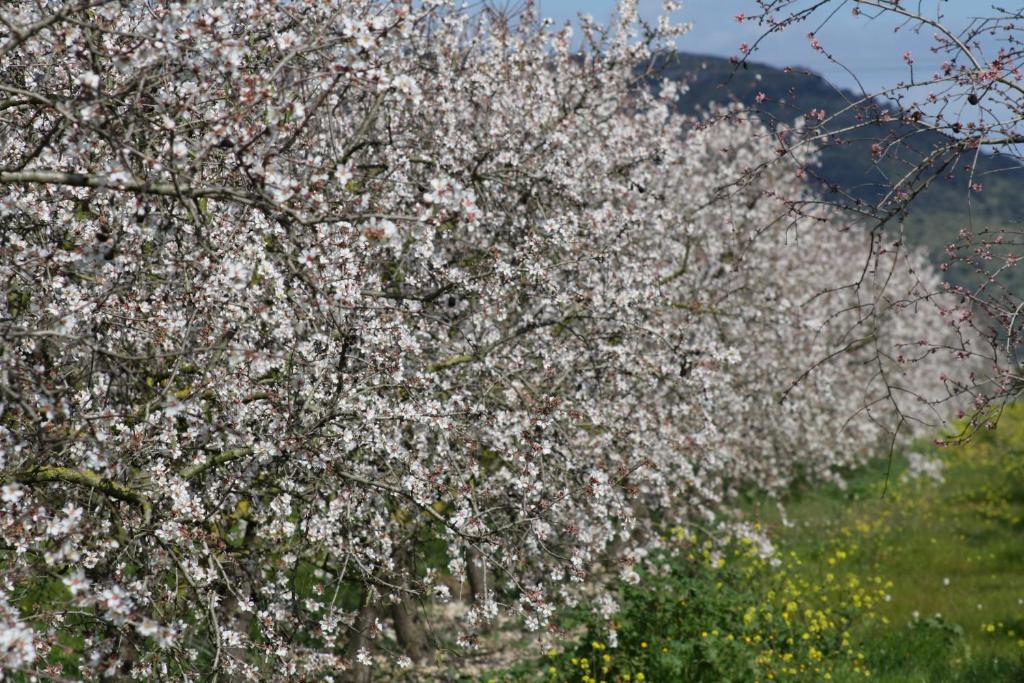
[901,452,946,484]
[0,594,36,672]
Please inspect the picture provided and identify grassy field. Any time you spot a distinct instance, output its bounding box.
[745,408,1024,682]
[492,406,1024,682]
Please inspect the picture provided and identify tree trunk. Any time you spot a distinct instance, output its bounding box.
[466,547,487,604]
[391,596,428,664]
[390,542,429,663]
[348,589,377,683]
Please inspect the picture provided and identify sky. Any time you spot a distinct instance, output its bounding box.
[533,1,992,98]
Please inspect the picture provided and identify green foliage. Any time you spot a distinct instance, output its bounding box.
[491,407,1024,682]
[495,533,890,682]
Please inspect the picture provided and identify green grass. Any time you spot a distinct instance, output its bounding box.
[494,406,1024,682]
[746,408,1024,680]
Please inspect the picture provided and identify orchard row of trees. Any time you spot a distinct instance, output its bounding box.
[0,0,1006,679]
[741,0,1024,359]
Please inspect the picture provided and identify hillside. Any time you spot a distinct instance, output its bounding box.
[653,52,1024,293]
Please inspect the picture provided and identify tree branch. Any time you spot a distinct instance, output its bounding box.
[3,466,152,523]
[181,448,254,481]
[0,170,263,206]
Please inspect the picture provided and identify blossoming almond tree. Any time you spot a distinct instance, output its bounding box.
[733,0,1020,425]
[0,0,976,678]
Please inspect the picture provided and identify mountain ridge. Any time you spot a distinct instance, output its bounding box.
[652,52,1024,292]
